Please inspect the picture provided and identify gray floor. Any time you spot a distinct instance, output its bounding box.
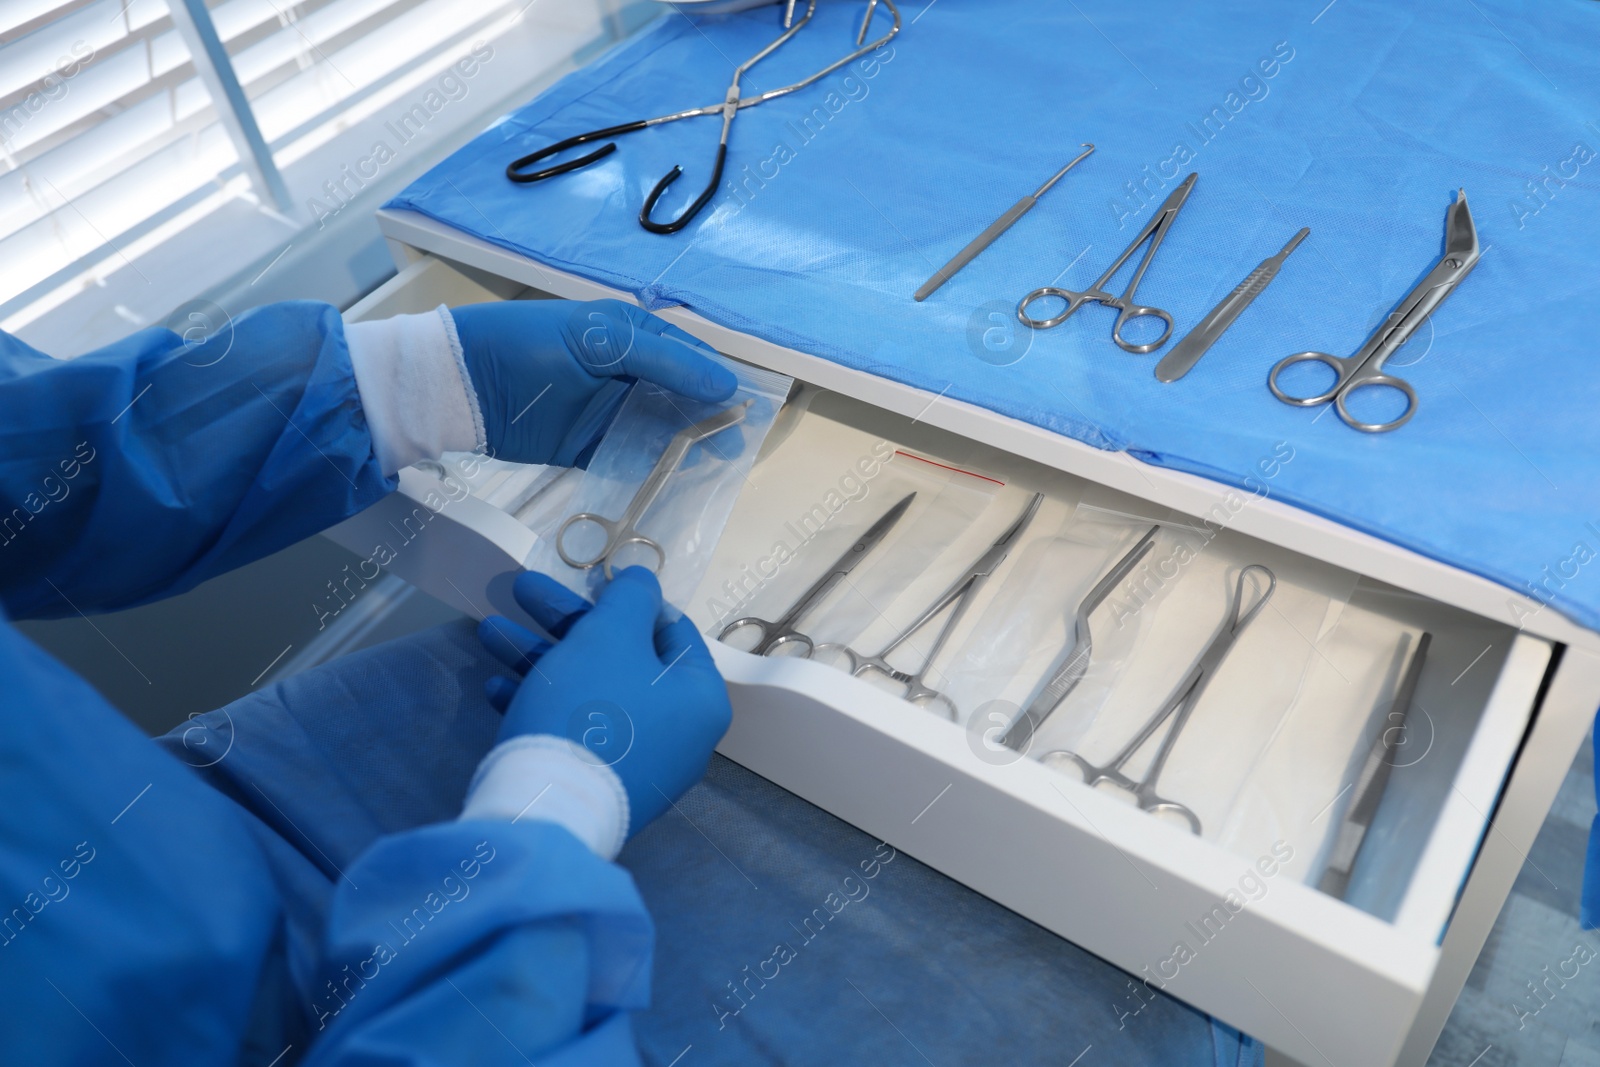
[1425,732,1600,1067]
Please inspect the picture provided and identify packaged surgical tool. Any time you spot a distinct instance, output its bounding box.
[813,493,1044,719]
[718,492,914,656]
[999,525,1159,750]
[1041,564,1277,836]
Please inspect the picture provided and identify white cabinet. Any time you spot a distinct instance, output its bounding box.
[326,214,1600,1067]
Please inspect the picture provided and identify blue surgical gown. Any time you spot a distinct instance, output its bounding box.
[0,304,652,1064]
[0,303,1257,1065]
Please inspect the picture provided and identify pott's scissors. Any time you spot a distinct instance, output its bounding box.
[506,0,901,233]
[999,525,1159,750]
[718,492,915,656]
[1041,564,1276,835]
[1017,173,1197,353]
[1268,190,1480,432]
[557,400,751,578]
[815,493,1044,720]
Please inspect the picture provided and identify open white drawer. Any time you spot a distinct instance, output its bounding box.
[330,244,1600,1067]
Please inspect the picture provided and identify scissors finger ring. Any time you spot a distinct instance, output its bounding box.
[1267,350,1353,407]
[1017,286,1092,329]
[1112,303,1174,355]
[1334,371,1419,434]
[718,616,816,658]
[556,400,751,579]
[556,514,666,577]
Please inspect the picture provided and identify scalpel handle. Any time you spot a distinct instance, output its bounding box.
[1156,228,1308,383]
[914,196,1036,302]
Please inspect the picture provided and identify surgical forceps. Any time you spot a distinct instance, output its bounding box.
[1268,190,1479,432]
[556,400,751,577]
[718,491,915,655]
[815,493,1044,720]
[1017,173,1197,353]
[1041,564,1276,836]
[506,0,901,233]
[999,525,1159,750]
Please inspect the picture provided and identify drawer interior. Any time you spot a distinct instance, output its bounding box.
[346,260,1551,947]
[682,388,1549,937]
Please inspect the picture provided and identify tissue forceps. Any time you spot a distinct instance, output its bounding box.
[1017,173,1197,353]
[506,0,901,233]
[998,525,1160,750]
[815,493,1044,720]
[556,400,751,578]
[717,491,915,656]
[1042,564,1276,836]
[1268,190,1479,432]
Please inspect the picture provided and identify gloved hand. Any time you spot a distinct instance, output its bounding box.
[478,569,732,833]
[453,299,737,466]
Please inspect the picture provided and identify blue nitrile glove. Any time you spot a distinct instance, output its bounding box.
[478,569,732,833]
[452,298,737,466]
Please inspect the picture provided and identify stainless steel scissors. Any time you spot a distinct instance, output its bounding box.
[556,400,751,577]
[815,493,1044,720]
[506,0,900,233]
[1041,564,1276,836]
[1017,173,1197,353]
[999,524,1159,750]
[1268,190,1480,432]
[717,492,915,656]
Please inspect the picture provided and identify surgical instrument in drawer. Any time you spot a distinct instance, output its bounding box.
[1318,631,1432,898]
[718,491,915,656]
[815,492,1044,719]
[999,524,1160,750]
[1041,564,1277,835]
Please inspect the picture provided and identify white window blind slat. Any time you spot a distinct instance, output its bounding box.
[0,0,640,324]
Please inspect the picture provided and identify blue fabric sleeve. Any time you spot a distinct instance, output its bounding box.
[0,301,392,618]
[301,822,652,1066]
[152,619,655,1064]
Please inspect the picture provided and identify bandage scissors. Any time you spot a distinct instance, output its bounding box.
[1017,173,1197,353]
[557,400,751,578]
[506,0,900,233]
[999,525,1159,750]
[1268,190,1479,432]
[815,493,1044,720]
[1042,564,1276,835]
[718,491,915,656]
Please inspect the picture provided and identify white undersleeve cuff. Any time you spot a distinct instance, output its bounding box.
[461,735,631,860]
[346,305,485,477]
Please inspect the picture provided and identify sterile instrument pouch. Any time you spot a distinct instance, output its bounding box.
[1077,527,1357,847]
[789,451,1001,661]
[692,391,1001,683]
[939,501,1204,752]
[1225,580,1434,893]
[523,355,791,619]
